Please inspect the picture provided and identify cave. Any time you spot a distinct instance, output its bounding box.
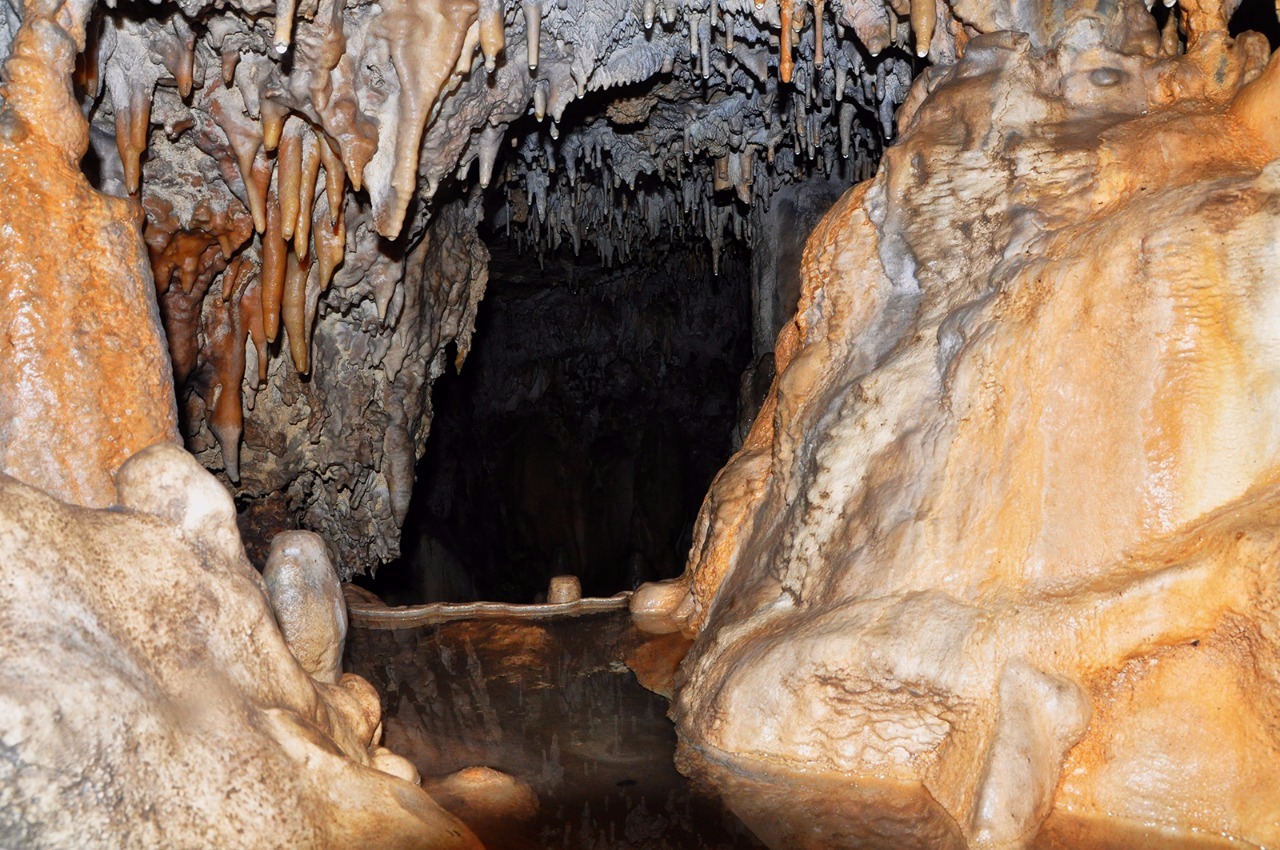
[2,0,1280,843]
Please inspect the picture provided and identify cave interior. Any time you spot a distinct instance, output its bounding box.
[1,0,1279,841]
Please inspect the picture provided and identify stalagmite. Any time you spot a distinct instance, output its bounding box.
[260,191,287,342]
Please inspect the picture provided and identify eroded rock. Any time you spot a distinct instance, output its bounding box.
[645,1,1280,847]
[0,443,480,849]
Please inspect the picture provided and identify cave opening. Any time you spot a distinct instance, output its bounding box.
[362,219,753,605]
[342,61,872,604]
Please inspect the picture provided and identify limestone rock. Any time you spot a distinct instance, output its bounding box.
[264,529,348,684]
[650,2,1280,847]
[0,443,480,849]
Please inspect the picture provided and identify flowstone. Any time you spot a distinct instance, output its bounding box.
[638,0,1280,846]
[0,443,480,849]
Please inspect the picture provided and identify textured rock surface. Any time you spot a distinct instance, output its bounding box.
[639,1,1280,846]
[30,0,921,568]
[0,0,178,507]
[0,443,480,849]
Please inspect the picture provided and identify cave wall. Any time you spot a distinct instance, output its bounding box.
[183,193,490,571]
[631,0,1280,845]
[10,0,921,572]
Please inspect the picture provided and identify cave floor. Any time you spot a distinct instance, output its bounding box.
[346,608,765,849]
[348,605,1261,850]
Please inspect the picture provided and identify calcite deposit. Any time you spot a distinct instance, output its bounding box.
[0,443,480,849]
[1,0,1279,835]
[7,0,919,567]
[636,0,1280,847]
[0,0,178,507]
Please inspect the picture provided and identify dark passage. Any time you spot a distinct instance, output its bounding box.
[367,233,753,604]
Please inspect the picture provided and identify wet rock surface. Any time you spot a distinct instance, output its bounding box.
[641,0,1280,845]
[0,444,478,849]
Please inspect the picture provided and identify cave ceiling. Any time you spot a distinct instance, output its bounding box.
[0,0,1253,573]
[0,0,930,570]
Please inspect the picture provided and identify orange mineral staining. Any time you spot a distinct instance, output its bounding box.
[0,0,177,506]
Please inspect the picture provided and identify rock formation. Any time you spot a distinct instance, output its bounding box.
[0,0,1277,836]
[0,443,479,848]
[0,0,178,507]
[636,0,1280,846]
[4,0,917,569]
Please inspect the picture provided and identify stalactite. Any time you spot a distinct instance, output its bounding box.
[910,0,935,57]
[278,119,304,242]
[282,248,312,373]
[524,0,542,70]
[779,1,794,84]
[317,134,346,223]
[371,0,479,238]
[313,194,346,290]
[479,0,504,71]
[295,127,322,255]
[261,190,287,342]
[114,82,152,195]
[204,275,248,481]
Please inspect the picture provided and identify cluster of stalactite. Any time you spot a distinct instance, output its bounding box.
[488,4,920,269]
[60,0,962,564]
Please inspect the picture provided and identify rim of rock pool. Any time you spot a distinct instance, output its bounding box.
[344,589,634,628]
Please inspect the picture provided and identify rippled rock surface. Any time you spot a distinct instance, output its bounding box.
[642,0,1280,845]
